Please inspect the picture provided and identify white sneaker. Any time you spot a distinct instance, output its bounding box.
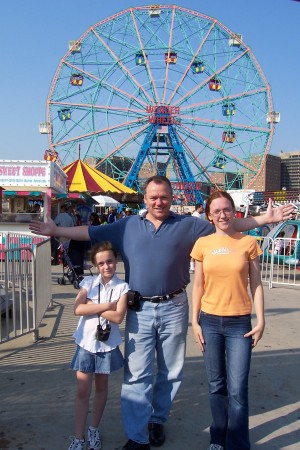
[208,445,224,450]
[88,426,102,450]
[68,438,86,450]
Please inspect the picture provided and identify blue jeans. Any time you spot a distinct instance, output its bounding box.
[121,292,188,444]
[200,312,252,450]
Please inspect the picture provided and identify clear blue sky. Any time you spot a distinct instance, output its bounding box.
[1,0,299,161]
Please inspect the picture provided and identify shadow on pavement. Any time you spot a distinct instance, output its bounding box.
[0,265,299,449]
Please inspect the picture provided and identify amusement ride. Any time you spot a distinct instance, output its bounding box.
[40,5,280,204]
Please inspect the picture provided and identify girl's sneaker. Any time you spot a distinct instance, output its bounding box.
[68,438,86,450]
[208,445,224,450]
[88,426,102,450]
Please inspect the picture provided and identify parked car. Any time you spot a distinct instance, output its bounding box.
[261,220,300,266]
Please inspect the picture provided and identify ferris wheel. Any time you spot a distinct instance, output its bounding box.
[40,4,279,203]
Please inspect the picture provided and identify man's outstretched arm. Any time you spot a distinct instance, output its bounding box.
[29,216,90,241]
[234,199,296,232]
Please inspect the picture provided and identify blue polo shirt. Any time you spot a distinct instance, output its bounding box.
[89,212,214,297]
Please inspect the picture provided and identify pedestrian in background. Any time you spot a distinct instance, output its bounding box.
[68,204,78,226]
[54,204,75,228]
[107,207,117,224]
[51,205,76,261]
[89,212,101,226]
[99,214,108,225]
[124,208,133,216]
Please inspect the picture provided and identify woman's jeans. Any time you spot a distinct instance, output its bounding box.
[121,292,188,444]
[200,312,252,450]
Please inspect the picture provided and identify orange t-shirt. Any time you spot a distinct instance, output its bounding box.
[190,233,262,316]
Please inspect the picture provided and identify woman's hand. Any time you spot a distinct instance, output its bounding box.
[244,322,265,347]
[192,321,205,352]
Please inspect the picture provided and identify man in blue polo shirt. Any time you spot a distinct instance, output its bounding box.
[30,176,295,450]
[90,178,214,450]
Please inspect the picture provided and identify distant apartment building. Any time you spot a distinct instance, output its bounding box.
[210,172,242,190]
[247,154,281,192]
[138,161,168,180]
[280,151,300,190]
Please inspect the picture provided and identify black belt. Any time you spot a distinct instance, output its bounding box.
[141,288,185,303]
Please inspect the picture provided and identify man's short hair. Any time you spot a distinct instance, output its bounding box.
[195,203,203,209]
[143,175,173,195]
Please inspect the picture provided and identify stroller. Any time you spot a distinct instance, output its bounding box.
[57,240,90,289]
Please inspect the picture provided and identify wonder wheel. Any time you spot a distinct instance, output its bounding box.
[41,4,279,203]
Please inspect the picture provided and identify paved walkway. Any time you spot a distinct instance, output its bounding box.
[0,264,299,450]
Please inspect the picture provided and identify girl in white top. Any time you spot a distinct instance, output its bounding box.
[68,241,128,450]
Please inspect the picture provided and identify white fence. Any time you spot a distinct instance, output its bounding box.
[0,233,52,343]
[260,236,300,288]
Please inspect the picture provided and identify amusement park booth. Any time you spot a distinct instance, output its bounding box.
[0,159,67,233]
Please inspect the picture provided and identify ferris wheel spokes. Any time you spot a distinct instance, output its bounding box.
[162,6,176,105]
[172,49,249,109]
[167,21,216,106]
[92,29,153,105]
[51,118,146,151]
[130,11,160,104]
[95,124,149,169]
[179,137,219,187]
[178,123,259,176]
[178,87,268,116]
[63,62,148,110]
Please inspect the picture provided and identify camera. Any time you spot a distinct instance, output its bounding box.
[96,323,111,341]
[127,290,141,311]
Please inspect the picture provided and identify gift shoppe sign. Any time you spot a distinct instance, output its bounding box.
[0,160,67,193]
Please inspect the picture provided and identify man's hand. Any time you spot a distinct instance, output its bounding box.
[29,216,57,236]
[264,199,296,224]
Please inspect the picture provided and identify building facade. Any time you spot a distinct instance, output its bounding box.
[280,151,300,190]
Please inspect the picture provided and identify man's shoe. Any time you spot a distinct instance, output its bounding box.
[122,440,150,450]
[148,423,166,447]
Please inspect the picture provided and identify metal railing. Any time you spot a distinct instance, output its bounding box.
[0,233,51,343]
[260,236,300,288]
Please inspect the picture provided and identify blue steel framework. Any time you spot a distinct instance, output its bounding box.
[45,5,276,204]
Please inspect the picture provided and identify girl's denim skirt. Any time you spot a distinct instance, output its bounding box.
[70,345,124,374]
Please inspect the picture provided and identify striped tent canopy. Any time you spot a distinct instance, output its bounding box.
[63,159,136,194]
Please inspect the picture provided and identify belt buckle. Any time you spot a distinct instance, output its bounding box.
[150,296,162,303]
[152,294,170,303]
[150,295,164,303]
